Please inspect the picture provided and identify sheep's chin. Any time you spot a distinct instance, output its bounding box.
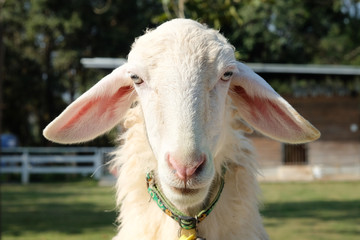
[160,182,211,212]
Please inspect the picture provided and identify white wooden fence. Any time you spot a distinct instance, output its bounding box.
[0,147,114,184]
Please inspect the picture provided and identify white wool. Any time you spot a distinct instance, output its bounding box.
[43,18,319,240]
[110,98,269,240]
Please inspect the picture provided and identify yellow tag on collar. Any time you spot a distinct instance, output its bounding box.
[179,234,196,240]
[179,228,197,240]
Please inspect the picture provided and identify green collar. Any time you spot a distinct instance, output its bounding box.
[146,167,226,231]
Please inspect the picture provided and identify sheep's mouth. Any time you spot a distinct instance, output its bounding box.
[171,186,200,195]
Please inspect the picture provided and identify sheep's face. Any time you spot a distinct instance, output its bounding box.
[43,18,320,214]
[128,20,236,210]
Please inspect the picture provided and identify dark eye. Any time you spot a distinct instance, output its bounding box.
[130,73,144,85]
[221,71,233,81]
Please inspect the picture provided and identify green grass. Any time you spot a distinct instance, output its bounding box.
[261,181,360,240]
[1,181,359,240]
[1,181,117,240]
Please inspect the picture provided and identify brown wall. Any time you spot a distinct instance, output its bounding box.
[285,96,360,141]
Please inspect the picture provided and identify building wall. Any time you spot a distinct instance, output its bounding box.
[251,95,360,167]
[286,95,360,141]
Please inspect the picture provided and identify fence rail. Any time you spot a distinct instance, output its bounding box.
[0,147,114,184]
[2,144,360,183]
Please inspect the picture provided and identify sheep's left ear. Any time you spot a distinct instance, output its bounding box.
[43,64,136,144]
[229,62,320,144]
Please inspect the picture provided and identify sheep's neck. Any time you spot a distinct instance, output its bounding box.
[146,167,226,232]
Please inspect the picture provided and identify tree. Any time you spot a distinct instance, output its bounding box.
[2,0,359,146]
[1,0,163,146]
[159,0,360,64]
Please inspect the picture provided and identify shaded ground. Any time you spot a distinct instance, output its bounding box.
[261,181,360,240]
[1,181,117,240]
[1,181,359,240]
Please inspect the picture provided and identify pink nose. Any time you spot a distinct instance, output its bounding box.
[166,153,206,180]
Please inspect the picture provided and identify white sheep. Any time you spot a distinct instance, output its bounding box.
[43,19,320,240]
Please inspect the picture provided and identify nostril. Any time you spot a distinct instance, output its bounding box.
[166,153,186,180]
[185,154,206,177]
[166,152,206,180]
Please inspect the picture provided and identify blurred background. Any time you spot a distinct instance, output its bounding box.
[1,0,360,239]
[1,0,360,180]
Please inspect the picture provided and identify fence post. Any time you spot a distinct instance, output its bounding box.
[93,149,102,180]
[21,149,29,184]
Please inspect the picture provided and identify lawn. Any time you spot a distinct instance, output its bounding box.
[1,180,359,240]
[1,181,117,240]
[261,181,360,240]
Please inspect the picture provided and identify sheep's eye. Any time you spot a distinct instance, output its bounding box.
[221,71,233,81]
[130,74,144,85]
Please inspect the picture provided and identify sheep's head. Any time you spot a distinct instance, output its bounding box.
[43,19,320,211]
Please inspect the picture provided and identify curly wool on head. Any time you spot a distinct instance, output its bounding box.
[43,19,320,240]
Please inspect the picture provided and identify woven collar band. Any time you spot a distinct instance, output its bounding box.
[146,167,226,235]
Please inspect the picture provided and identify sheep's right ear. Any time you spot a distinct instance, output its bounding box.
[43,64,136,144]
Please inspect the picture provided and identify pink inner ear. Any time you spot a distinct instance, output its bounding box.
[62,101,94,130]
[98,85,134,118]
[233,86,301,131]
[61,86,133,130]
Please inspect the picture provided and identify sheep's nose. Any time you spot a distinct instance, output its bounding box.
[166,153,206,181]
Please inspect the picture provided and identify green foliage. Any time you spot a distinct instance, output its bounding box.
[1,0,162,146]
[161,0,360,64]
[1,0,360,145]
